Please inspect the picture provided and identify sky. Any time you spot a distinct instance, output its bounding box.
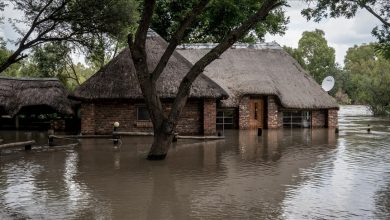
[0,1,382,65]
[264,1,381,65]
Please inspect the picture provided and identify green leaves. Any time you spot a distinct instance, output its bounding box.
[151,0,288,43]
[1,0,138,74]
[285,29,337,84]
[302,0,390,59]
[344,43,390,115]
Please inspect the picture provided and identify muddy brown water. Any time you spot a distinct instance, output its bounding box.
[0,105,389,219]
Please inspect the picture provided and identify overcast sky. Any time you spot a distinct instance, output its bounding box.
[265,1,381,65]
[0,1,381,65]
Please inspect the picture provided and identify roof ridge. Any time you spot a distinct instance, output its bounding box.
[177,42,282,50]
[0,76,59,81]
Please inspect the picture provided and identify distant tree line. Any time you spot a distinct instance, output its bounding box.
[285,30,390,115]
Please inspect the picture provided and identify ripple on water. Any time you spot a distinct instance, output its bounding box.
[0,105,390,219]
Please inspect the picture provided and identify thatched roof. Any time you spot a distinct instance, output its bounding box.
[178,43,339,109]
[71,31,227,101]
[0,77,74,116]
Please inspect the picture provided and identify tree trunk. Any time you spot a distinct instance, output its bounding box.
[0,48,26,74]
[147,129,174,160]
[0,55,18,73]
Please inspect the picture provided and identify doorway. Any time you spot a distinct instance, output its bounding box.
[249,98,264,129]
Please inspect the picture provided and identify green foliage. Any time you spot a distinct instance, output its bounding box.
[0,2,4,22]
[31,44,70,79]
[344,43,390,115]
[151,0,289,43]
[6,42,95,90]
[84,33,128,70]
[0,38,21,76]
[0,0,138,73]
[297,29,336,83]
[302,0,390,59]
[284,29,337,84]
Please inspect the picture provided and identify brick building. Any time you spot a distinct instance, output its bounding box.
[178,43,339,130]
[70,32,227,135]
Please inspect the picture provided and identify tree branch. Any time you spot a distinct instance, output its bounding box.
[361,4,389,27]
[129,0,166,129]
[151,0,211,82]
[19,0,56,47]
[167,0,284,129]
[131,0,156,51]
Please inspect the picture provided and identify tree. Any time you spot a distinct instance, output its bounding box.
[0,0,138,73]
[84,33,129,70]
[15,42,94,90]
[151,0,288,43]
[343,43,390,114]
[284,29,337,84]
[302,0,390,58]
[128,0,287,160]
[0,38,22,76]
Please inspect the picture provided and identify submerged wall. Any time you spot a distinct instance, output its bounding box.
[235,95,338,129]
[80,99,217,135]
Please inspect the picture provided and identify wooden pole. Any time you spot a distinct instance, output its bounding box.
[0,140,36,150]
[15,116,19,129]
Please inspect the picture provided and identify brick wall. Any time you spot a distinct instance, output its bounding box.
[80,99,209,135]
[327,109,338,128]
[50,119,66,130]
[267,96,282,128]
[311,110,326,128]
[174,101,203,135]
[239,96,250,129]
[203,99,216,135]
[80,103,95,134]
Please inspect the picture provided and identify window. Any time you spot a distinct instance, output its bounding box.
[136,106,150,121]
[283,111,311,128]
[216,109,235,129]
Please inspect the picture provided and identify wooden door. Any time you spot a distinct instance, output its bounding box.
[249,98,264,129]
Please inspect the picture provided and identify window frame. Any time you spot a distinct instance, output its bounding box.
[136,105,151,121]
[282,110,311,128]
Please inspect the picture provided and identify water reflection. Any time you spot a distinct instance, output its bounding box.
[1,106,390,219]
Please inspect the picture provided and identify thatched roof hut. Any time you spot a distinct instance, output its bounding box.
[0,77,74,116]
[178,43,339,109]
[71,31,227,101]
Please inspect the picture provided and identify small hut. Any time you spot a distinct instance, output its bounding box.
[178,43,339,130]
[70,31,227,135]
[0,77,74,130]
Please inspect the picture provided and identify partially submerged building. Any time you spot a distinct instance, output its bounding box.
[70,33,227,135]
[0,77,74,130]
[178,43,339,130]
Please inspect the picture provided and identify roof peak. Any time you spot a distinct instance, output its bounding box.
[177,42,282,50]
[147,28,160,37]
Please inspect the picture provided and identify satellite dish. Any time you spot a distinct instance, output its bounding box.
[321,76,335,92]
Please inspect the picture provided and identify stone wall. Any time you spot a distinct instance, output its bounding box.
[238,95,283,129]
[267,96,282,129]
[238,96,250,129]
[80,99,214,135]
[327,109,338,128]
[311,110,326,128]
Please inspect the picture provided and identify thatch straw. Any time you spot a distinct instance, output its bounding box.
[71,34,228,101]
[0,77,74,116]
[178,43,339,109]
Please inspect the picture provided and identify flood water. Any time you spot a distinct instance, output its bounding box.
[1,105,389,219]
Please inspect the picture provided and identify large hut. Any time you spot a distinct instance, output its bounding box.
[178,43,339,130]
[70,31,227,135]
[0,77,74,130]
